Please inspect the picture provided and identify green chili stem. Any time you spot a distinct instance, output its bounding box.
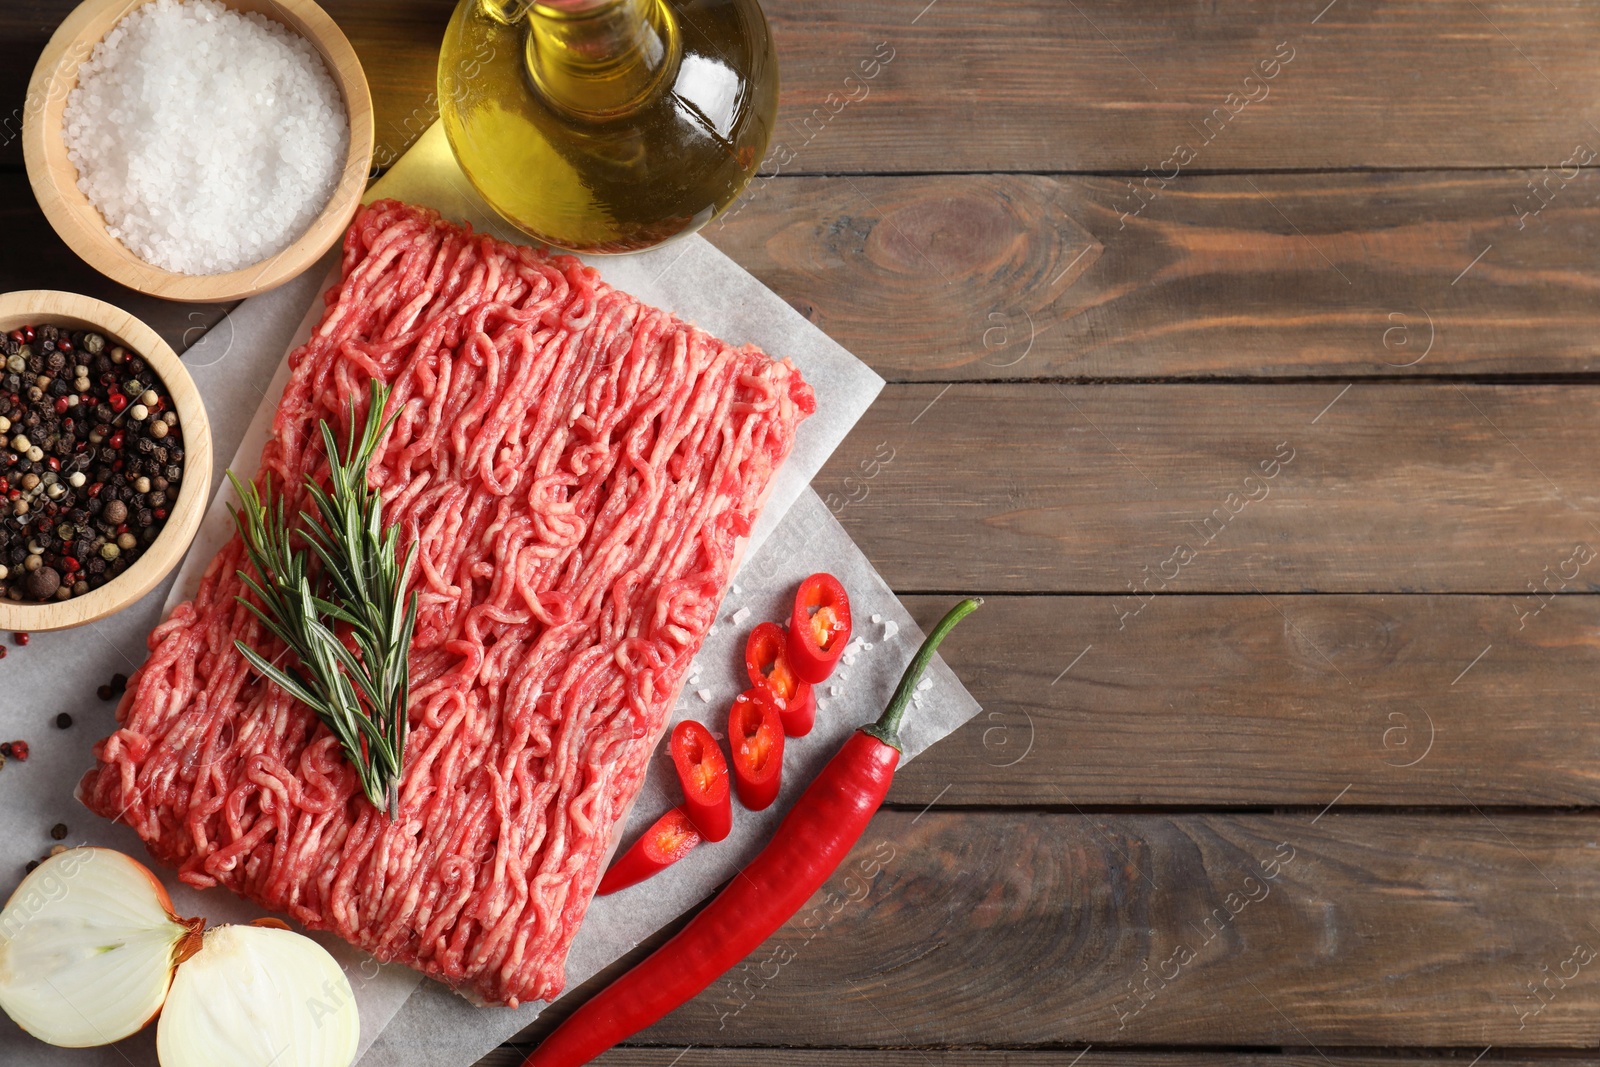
[861,596,983,751]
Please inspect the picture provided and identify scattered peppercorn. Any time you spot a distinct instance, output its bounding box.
[12,632,27,646]
[24,860,37,873]
[7,740,28,761]
[55,712,71,729]
[48,844,65,857]
[96,684,113,700]
[0,326,183,603]
[111,672,127,691]
[49,823,67,840]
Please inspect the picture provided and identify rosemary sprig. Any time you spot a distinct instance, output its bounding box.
[226,381,418,818]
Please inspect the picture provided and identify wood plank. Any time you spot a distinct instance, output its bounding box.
[820,383,1600,593]
[600,811,1600,1048]
[750,0,1600,172]
[481,1051,1600,1066]
[304,0,1600,174]
[11,163,1600,384]
[886,594,1600,809]
[708,172,1600,381]
[8,2,1593,174]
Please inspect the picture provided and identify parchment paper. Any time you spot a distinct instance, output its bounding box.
[0,122,982,1066]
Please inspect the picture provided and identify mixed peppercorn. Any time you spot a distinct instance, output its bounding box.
[0,324,184,603]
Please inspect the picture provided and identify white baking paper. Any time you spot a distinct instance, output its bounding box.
[0,121,982,1067]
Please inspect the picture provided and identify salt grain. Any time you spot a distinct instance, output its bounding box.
[62,0,349,275]
[696,689,712,703]
[730,606,751,625]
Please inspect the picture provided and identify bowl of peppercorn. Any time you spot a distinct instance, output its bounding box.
[0,290,211,631]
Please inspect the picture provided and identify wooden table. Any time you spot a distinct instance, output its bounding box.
[6,1,1600,1063]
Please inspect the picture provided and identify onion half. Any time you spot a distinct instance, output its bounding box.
[0,847,203,1047]
[157,921,359,1067]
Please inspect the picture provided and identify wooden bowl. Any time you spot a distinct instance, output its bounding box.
[0,291,212,632]
[22,0,373,303]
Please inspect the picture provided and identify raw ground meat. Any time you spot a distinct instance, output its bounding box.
[80,200,813,1007]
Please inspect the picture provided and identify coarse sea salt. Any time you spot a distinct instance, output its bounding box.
[62,0,349,276]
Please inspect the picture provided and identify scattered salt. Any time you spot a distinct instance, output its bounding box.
[916,677,933,692]
[731,583,742,595]
[870,613,883,624]
[696,689,712,703]
[830,685,843,697]
[839,635,869,666]
[730,606,751,625]
[62,0,349,275]
[881,619,900,640]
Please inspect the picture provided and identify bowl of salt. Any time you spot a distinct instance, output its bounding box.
[22,0,374,303]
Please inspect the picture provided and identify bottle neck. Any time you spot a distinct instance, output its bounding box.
[520,0,679,118]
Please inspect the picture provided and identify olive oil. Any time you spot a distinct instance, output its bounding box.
[438,0,778,253]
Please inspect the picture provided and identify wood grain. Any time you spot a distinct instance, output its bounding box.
[616,811,1600,1048]
[189,0,1600,176]
[886,594,1600,809]
[708,172,1600,380]
[482,1052,1600,1066]
[9,1,1596,175]
[820,383,1600,593]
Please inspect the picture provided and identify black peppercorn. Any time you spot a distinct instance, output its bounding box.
[55,713,71,729]
[49,823,67,841]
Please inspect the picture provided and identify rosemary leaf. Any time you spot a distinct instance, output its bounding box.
[227,381,416,818]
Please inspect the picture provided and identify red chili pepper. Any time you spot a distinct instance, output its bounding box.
[670,720,731,843]
[787,573,852,683]
[523,598,980,1067]
[596,807,701,896]
[744,621,816,737]
[727,687,784,811]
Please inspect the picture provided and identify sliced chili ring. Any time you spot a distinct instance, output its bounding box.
[727,686,785,811]
[597,807,702,895]
[745,621,817,737]
[787,572,852,684]
[670,720,732,842]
